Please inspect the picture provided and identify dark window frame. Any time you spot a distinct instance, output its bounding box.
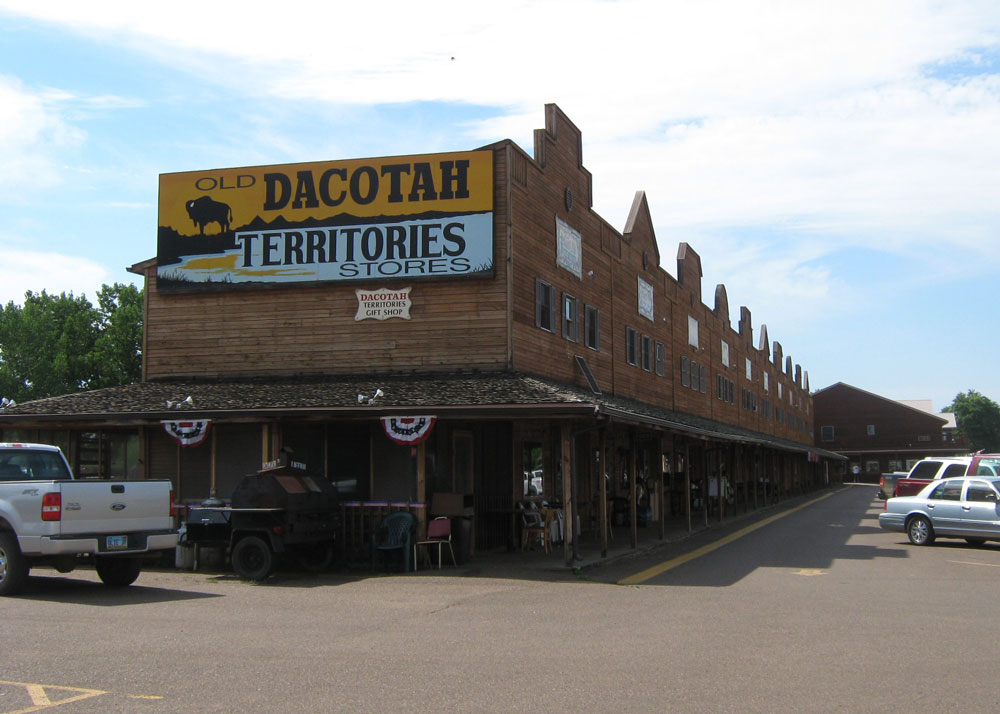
[535,278,555,333]
[562,293,579,343]
[625,327,638,366]
[585,305,600,351]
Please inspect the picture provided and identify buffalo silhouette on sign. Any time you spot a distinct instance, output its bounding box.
[185,196,233,235]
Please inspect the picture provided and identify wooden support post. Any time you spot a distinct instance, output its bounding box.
[561,422,573,565]
[175,442,182,503]
[210,424,217,495]
[629,428,637,550]
[416,440,427,540]
[600,428,609,558]
[684,439,692,533]
[657,433,666,540]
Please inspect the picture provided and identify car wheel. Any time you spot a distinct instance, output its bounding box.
[95,557,142,587]
[907,515,935,546]
[0,532,29,596]
[231,536,274,581]
[965,537,986,546]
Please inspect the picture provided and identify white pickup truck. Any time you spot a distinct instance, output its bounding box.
[0,442,178,595]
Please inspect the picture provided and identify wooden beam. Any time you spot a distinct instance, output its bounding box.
[600,428,608,558]
[629,427,637,549]
[561,422,573,565]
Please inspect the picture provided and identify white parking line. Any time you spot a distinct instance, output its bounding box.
[947,560,1000,568]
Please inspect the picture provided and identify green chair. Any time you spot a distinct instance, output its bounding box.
[371,512,416,572]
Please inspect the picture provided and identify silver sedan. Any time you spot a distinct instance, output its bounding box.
[878,476,1000,546]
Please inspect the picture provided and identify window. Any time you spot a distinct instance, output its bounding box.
[655,341,665,376]
[866,424,875,436]
[718,375,735,404]
[680,356,690,387]
[625,327,638,366]
[687,316,699,348]
[562,293,579,342]
[585,305,600,350]
[966,482,998,503]
[641,335,652,371]
[777,383,783,399]
[690,360,700,392]
[721,340,730,367]
[929,481,962,501]
[745,358,752,380]
[763,372,769,392]
[909,461,940,479]
[535,279,555,332]
[820,425,835,442]
[942,463,969,478]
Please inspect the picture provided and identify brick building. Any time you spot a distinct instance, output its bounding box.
[0,104,841,566]
[813,382,968,480]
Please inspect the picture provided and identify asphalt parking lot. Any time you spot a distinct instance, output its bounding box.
[6,484,1000,713]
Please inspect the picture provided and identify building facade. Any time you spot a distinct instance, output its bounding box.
[813,382,968,480]
[0,105,840,565]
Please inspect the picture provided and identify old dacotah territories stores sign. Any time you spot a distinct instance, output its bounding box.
[156,150,494,291]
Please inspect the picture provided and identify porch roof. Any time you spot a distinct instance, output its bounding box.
[0,371,843,459]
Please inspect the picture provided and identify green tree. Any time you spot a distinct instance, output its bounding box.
[93,283,143,388]
[944,390,1000,453]
[0,284,143,403]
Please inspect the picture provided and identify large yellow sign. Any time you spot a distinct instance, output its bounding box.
[157,150,493,290]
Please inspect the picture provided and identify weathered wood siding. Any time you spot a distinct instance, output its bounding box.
[143,149,512,379]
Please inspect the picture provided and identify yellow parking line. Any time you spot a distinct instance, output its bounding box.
[0,680,106,713]
[618,492,835,585]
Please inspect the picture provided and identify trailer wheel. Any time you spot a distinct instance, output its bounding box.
[96,557,142,587]
[232,536,274,581]
[0,532,29,596]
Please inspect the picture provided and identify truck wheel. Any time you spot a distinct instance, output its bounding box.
[95,557,142,587]
[907,515,935,546]
[232,536,274,581]
[0,532,29,596]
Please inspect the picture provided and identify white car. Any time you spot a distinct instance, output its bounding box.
[878,476,1000,546]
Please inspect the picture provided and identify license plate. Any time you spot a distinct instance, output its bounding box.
[106,535,128,550]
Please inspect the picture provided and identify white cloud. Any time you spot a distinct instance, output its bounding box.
[1,0,998,338]
[0,76,84,199]
[0,244,110,305]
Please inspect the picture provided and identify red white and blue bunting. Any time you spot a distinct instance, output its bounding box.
[162,420,211,447]
[381,416,436,445]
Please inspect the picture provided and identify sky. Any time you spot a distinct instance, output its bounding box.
[1,0,998,411]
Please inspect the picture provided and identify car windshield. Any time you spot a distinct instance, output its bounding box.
[0,449,72,481]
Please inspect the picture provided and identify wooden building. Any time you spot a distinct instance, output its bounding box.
[813,382,968,481]
[0,104,841,565]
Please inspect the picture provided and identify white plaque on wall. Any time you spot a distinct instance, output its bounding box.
[637,276,654,321]
[555,216,582,279]
[355,287,412,321]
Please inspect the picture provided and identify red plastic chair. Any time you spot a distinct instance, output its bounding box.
[413,517,457,569]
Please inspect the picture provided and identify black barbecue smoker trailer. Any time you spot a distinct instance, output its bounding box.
[183,458,340,581]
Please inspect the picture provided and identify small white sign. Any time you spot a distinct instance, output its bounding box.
[555,216,582,279]
[637,277,654,321]
[355,287,412,321]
